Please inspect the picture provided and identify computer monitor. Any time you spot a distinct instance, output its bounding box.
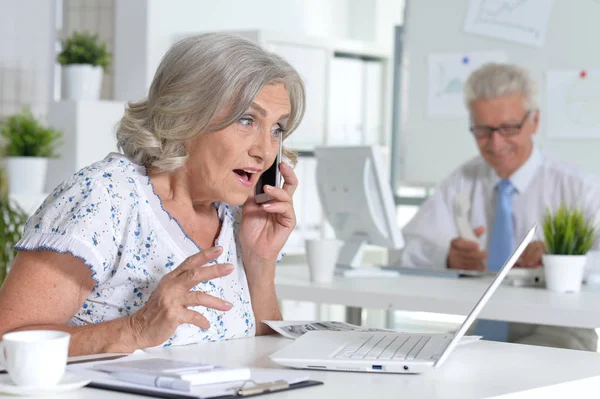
[314,146,404,277]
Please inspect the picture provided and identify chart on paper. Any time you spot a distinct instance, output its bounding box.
[427,51,507,118]
[546,70,600,139]
[464,0,554,47]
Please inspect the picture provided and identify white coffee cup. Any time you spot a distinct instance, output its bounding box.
[305,238,343,283]
[1,330,71,388]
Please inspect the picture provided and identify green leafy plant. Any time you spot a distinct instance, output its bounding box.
[0,108,62,157]
[0,168,7,197]
[542,204,596,255]
[0,196,28,285]
[57,31,112,70]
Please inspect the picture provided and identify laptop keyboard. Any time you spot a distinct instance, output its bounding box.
[333,334,431,360]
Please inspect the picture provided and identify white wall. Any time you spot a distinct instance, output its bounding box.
[145,0,349,99]
[0,0,55,117]
[114,0,404,101]
[114,0,149,102]
[374,0,405,49]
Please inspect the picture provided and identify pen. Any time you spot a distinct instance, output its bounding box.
[110,371,192,391]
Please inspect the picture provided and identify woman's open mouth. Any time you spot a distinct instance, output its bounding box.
[233,169,256,188]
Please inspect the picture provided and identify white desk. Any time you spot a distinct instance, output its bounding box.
[6,336,600,398]
[276,265,600,329]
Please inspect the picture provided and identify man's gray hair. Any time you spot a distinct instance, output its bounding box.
[463,62,538,112]
[116,33,305,171]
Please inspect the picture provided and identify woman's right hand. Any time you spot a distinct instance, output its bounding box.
[128,246,234,349]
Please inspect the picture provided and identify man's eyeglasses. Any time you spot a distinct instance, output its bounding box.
[470,111,531,140]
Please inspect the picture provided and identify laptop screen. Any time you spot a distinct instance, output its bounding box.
[433,224,537,368]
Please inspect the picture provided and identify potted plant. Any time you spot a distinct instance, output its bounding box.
[0,194,28,285]
[57,31,112,100]
[542,205,596,293]
[0,108,62,195]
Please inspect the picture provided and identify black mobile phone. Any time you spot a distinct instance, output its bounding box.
[255,136,283,204]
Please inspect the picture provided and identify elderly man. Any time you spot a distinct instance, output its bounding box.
[400,62,600,351]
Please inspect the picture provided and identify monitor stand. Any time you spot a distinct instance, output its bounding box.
[334,238,399,278]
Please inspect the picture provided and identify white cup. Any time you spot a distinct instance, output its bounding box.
[305,239,343,283]
[1,330,71,388]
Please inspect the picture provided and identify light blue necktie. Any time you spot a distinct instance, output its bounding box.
[475,179,514,342]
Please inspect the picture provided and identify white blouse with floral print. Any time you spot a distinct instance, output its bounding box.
[16,153,256,346]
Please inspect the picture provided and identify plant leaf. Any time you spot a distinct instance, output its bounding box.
[57,31,112,70]
[0,108,62,157]
[542,204,596,256]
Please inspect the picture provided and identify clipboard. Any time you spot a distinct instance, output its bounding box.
[86,378,324,398]
[67,352,323,398]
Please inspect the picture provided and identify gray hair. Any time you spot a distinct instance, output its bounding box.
[463,63,538,113]
[116,33,305,171]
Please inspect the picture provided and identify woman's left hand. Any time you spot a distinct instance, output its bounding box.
[240,162,297,267]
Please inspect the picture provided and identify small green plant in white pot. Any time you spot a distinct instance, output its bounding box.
[57,31,111,100]
[0,108,62,195]
[542,205,596,293]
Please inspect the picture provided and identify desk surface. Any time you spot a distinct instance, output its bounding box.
[275,265,600,329]
[6,336,600,399]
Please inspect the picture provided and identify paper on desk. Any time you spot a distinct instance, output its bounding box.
[459,335,481,345]
[264,320,482,345]
[68,352,309,399]
[263,320,394,339]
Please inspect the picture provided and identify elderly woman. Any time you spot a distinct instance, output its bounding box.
[0,33,305,355]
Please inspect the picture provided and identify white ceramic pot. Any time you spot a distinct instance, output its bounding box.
[5,157,48,195]
[61,64,103,100]
[542,254,587,293]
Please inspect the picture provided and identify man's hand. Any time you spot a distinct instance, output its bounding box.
[447,226,487,271]
[515,240,545,268]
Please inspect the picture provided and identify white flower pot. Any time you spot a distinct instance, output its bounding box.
[5,157,48,196]
[542,254,587,293]
[61,64,103,100]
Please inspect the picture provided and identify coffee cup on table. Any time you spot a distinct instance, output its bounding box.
[305,238,343,283]
[1,330,70,388]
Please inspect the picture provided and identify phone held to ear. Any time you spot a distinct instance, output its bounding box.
[255,135,283,204]
[453,193,479,242]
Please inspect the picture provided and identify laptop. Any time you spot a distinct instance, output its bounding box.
[270,225,536,374]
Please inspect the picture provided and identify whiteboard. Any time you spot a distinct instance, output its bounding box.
[399,0,600,186]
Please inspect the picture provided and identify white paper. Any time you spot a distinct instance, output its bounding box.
[459,335,482,346]
[546,70,600,139]
[263,320,393,339]
[265,320,482,348]
[68,352,309,399]
[464,0,554,47]
[428,51,507,118]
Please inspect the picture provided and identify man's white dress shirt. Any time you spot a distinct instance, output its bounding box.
[401,148,600,269]
[400,148,600,351]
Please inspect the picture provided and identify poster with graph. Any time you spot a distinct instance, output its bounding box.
[427,51,507,118]
[546,70,600,139]
[464,0,554,47]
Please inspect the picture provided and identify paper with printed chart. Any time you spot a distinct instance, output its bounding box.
[428,51,507,118]
[263,320,393,339]
[464,0,554,47]
[263,320,482,345]
[546,70,600,139]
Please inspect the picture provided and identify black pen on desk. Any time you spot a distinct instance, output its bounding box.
[110,371,192,391]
